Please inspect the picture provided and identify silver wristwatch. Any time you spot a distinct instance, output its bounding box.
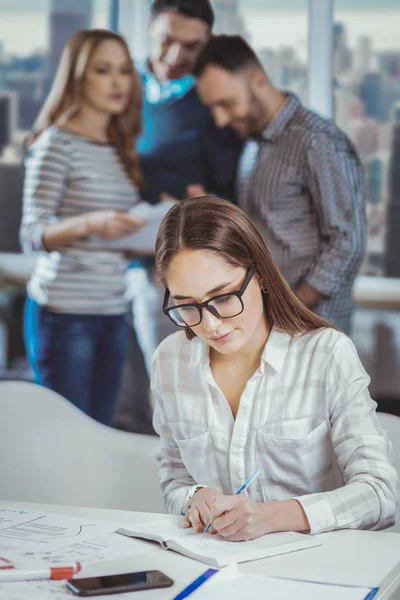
[182,484,207,515]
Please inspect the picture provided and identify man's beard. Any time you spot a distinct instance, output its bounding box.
[243,94,268,137]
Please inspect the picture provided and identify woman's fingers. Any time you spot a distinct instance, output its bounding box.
[187,507,204,531]
[187,503,213,532]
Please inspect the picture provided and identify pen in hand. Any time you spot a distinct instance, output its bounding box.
[203,467,261,533]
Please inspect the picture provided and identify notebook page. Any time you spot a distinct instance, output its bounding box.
[117,516,183,545]
[118,517,320,567]
[169,528,320,567]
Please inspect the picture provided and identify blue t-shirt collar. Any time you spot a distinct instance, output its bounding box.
[138,60,195,103]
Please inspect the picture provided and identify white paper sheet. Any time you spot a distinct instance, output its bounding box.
[189,572,376,600]
[101,200,176,252]
[0,506,122,564]
[0,579,142,600]
[0,532,147,570]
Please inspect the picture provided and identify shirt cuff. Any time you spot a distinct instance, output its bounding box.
[295,493,337,534]
[32,220,58,252]
[182,485,207,515]
[304,269,340,298]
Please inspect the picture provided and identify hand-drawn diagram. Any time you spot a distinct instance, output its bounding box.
[0,506,119,562]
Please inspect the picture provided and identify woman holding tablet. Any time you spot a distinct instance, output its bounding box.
[152,196,397,541]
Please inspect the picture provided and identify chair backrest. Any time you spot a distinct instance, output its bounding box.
[377,411,400,533]
[0,381,164,513]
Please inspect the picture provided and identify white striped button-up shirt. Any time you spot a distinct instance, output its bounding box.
[152,327,397,535]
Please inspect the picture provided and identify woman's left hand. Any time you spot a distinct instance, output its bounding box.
[210,495,270,541]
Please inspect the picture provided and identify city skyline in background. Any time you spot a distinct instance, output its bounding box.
[1,3,400,56]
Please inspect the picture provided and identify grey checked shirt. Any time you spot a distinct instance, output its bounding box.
[237,93,366,333]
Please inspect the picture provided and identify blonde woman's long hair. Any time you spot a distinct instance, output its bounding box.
[30,29,143,186]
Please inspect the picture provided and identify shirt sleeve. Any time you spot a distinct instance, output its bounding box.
[20,130,71,253]
[152,351,197,515]
[304,133,366,296]
[296,335,398,534]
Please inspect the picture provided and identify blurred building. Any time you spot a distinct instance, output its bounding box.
[360,72,383,121]
[335,86,353,132]
[3,72,46,131]
[385,104,400,277]
[0,91,17,155]
[379,51,400,79]
[333,22,352,76]
[213,0,249,41]
[366,152,390,206]
[49,0,93,82]
[354,36,372,77]
[349,117,379,160]
[259,46,307,100]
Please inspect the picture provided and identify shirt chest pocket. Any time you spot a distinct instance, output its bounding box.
[175,431,220,488]
[255,419,333,500]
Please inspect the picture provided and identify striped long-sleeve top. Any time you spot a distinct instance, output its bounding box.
[237,93,366,333]
[20,126,140,315]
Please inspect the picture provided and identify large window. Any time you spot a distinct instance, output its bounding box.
[333,0,400,278]
[212,0,308,104]
[0,0,114,161]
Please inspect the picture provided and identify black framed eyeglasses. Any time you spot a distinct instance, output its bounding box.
[163,266,257,328]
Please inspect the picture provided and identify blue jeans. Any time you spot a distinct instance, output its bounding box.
[24,297,128,426]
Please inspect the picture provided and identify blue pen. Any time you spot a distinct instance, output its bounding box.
[172,568,219,600]
[204,467,261,533]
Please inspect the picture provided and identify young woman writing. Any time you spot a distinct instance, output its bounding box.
[151,196,397,540]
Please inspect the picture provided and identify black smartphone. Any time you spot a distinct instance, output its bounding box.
[66,570,174,596]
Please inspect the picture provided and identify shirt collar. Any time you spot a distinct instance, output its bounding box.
[188,327,291,372]
[188,336,209,369]
[260,328,291,372]
[139,60,195,103]
[258,92,301,143]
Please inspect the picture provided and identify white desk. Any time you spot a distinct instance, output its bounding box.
[1,501,399,599]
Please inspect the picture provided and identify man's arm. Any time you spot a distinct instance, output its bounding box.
[295,280,323,309]
[200,120,243,201]
[297,133,366,301]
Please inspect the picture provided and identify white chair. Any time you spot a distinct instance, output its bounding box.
[377,411,400,534]
[0,380,164,513]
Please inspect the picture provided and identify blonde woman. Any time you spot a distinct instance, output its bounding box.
[21,30,145,425]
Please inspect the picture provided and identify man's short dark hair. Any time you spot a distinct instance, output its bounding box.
[193,35,263,77]
[151,0,214,29]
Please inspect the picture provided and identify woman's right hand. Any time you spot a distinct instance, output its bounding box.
[184,487,222,532]
[85,210,146,239]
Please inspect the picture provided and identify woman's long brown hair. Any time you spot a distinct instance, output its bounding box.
[29,29,143,186]
[155,196,338,340]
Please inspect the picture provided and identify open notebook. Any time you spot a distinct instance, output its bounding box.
[116,516,321,568]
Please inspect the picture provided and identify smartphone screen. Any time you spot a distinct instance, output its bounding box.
[66,570,174,596]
